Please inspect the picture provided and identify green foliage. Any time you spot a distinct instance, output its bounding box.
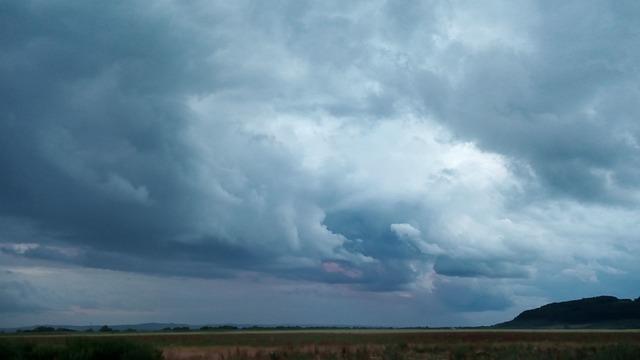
[0,338,162,360]
[56,328,77,332]
[162,326,191,332]
[99,325,113,332]
[200,325,239,331]
[32,326,56,333]
[15,326,77,334]
[593,344,640,360]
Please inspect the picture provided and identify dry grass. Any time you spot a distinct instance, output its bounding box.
[161,344,383,360]
[152,329,640,360]
[5,329,640,359]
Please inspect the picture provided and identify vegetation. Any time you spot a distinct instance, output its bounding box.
[4,329,640,359]
[99,325,114,332]
[162,326,191,332]
[0,337,162,360]
[149,330,640,359]
[177,342,640,360]
[17,326,76,333]
[200,325,239,331]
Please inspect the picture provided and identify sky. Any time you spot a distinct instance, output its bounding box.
[1,0,640,328]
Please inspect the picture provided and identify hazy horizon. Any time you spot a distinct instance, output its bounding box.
[2,0,640,328]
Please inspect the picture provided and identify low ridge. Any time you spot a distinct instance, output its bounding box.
[495,295,640,329]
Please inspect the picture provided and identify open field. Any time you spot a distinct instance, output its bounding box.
[3,329,640,359]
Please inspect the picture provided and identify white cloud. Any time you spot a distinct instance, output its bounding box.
[391,223,445,256]
[443,0,537,53]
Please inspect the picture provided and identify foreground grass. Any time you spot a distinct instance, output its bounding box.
[0,337,162,360]
[3,329,640,359]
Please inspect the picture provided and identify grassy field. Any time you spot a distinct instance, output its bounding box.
[3,329,640,359]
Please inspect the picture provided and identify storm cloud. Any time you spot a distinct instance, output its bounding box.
[2,0,640,327]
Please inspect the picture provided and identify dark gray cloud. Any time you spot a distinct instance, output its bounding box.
[433,257,532,279]
[437,0,640,204]
[2,0,640,327]
[434,278,515,312]
[0,278,46,315]
[1,2,194,230]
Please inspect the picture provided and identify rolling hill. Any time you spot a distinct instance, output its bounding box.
[495,295,640,329]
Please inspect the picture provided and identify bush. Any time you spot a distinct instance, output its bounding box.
[0,338,163,360]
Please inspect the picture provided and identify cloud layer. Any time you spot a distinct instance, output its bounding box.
[2,0,640,327]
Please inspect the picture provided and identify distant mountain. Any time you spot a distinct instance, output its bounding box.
[495,295,640,329]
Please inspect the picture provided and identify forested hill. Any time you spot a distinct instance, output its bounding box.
[495,296,640,329]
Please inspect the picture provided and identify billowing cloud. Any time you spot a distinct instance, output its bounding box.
[391,223,446,256]
[1,0,640,327]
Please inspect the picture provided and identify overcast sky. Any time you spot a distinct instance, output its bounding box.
[2,0,640,328]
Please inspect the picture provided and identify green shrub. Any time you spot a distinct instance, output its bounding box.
[0,338,162,360]
[592,344,640,360]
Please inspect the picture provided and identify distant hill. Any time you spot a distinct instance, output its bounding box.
[1,323,193,333]
[0,323,365,333]
[495,295,640,329]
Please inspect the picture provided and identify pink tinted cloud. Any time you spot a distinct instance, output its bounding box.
[322,261,363,279]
